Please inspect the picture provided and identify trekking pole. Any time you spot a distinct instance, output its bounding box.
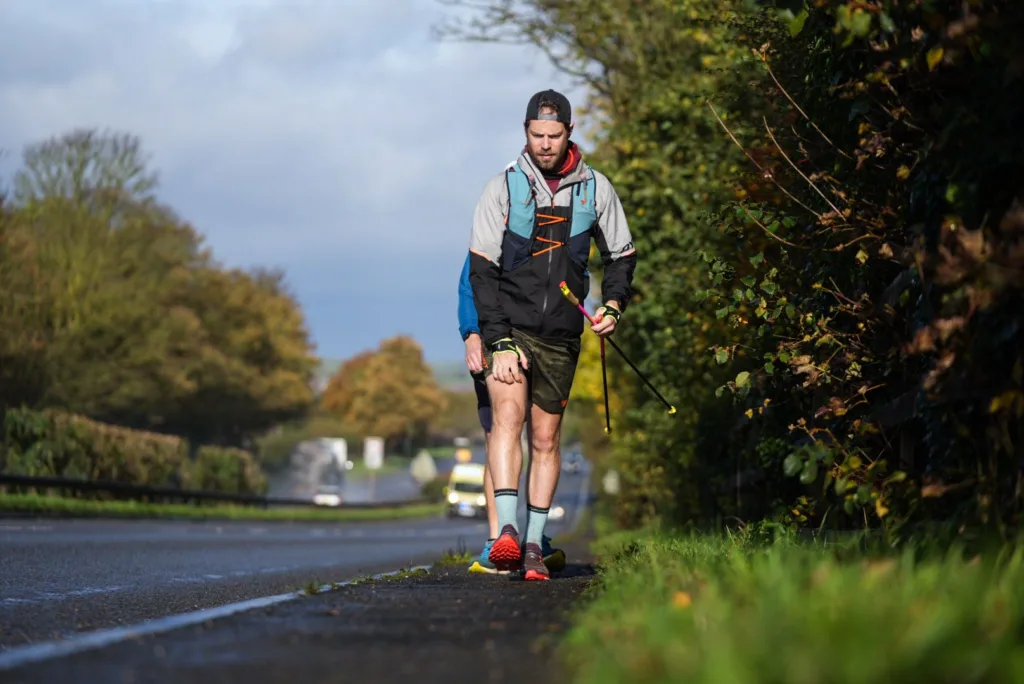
[556,283,612,432]
[559,281,677,416]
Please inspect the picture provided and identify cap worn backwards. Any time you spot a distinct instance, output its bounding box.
[524,89,572,127]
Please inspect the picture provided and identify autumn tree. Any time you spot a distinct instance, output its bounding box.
[1,127,319,448]
[320,350,376,420]
[168,266,318,446]
[321,336,447,454]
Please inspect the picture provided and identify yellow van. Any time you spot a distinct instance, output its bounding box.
[446,462,487,519]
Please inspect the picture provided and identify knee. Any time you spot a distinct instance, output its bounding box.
[492,398,525,430]
[531,429,560,456]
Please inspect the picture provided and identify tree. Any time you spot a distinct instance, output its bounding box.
[1,127,320,450]
[168,265,319,446]
[13,128,158,210]
[322,336,448,453]
[437,0,761,524]
[320,351,376,419]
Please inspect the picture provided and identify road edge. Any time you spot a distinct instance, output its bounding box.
[0,565,431,673]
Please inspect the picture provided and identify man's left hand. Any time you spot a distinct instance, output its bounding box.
[591,301,621,338]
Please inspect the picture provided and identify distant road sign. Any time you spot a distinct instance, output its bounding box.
[323,438,347,466]
[364,437,384,470]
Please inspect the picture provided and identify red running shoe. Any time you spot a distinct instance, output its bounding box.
[488,524,522,572]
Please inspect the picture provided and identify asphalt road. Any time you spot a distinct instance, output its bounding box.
[0,468,588,654]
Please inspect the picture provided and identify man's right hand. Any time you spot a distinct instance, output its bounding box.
[490,338,529,384]
[464,333,485,374]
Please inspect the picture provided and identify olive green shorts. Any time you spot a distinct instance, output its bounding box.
[484,329,581,415]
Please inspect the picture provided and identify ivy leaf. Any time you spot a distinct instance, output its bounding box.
[749,252,765,267]
[764,361,775,375]
[788,6,809,36]
[735,371,751,388]
[879,11,896,34]
[716,306,730,320]
[800,460,819,485]
[741,276,757,287]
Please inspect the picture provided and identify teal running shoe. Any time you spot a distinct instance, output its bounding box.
[468,539,509,575]
[541,534,567,574]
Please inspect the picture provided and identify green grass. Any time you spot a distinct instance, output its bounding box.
[563,529,1024,684]
[0,492,444,523]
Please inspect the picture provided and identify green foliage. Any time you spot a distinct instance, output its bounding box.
[0,407,265,496]
[0,128,318,447]
[694,0,1024,538]
[420,475,449,502]
[440,0,1024,540]
[564,532,1024,683]
[1,407,189,486]
[188,445,267,496]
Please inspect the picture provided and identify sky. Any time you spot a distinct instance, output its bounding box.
[0,0,588,364]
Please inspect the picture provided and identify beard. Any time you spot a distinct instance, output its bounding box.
[528,147,565,172]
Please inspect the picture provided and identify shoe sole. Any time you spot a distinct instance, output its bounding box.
[543,549,567,574]
[488,532,522,571]
[523,568,550,581]
[468,561,508,575]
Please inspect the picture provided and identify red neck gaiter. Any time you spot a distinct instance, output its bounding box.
[527,142,582,194]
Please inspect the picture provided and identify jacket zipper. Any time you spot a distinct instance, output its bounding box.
[534,173,583,322]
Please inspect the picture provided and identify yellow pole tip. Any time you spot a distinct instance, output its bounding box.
[668,406,677,415]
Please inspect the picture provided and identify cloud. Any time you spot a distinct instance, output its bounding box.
[0,0,589,363]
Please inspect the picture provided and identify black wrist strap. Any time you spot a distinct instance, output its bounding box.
[491,338,518,354]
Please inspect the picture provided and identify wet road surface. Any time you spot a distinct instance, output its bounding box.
[0,469,588,653]
[2,539,597,684]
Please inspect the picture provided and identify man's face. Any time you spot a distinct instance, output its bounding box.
[525,118,571,171]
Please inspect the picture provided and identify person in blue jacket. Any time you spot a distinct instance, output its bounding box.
[458,253,566,575]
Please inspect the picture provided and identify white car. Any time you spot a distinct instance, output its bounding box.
[313,485,343,507]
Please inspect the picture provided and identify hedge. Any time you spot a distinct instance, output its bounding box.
[0,407,266,497]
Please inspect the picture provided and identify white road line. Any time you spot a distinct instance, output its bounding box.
[0,565,431,672]
[1,586,128,607]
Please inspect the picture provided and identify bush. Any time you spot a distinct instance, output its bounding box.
[1,407,188,487]
[0,407,266,497]
[186,445,267,496]
[420,476,448,503]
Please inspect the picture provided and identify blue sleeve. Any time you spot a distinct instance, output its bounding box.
[457,252,479,340]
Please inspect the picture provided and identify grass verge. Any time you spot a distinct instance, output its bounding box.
[563,529,1024,683]
[0,492,444,523]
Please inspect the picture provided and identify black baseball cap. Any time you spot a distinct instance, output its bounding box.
[524,89,572,127]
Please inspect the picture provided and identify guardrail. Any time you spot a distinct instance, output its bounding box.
[0,474,429,510]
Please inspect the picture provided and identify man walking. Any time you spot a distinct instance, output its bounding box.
[467,90,637,580]
[457,253,566,575]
